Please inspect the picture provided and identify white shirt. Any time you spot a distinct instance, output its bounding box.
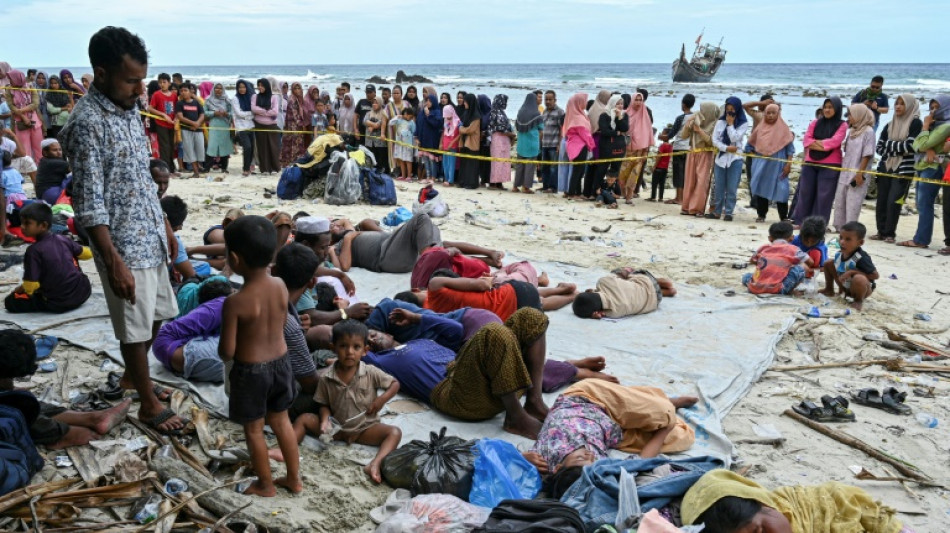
[232,96,255,132]
[712,119,749,168]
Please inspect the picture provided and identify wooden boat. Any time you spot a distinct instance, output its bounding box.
[672,32,726,83]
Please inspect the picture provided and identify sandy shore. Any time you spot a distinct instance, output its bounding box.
[9,167,948,531]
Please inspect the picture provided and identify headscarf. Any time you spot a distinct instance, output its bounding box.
[205,83,232,116]
[882,93,919,171]
[515,93,543,133]
[46,76,70,107]
[404,85,419,108]
[690,102,720,149]
[477,94,492,135]
[440,92,452,110]
[748,104,794,156]
[682,470,902,533]
[80,73,93,88]
[6,70,32,108]
[460,93,480,127]
[337,94,356,132]
[235,79,255,112]
[255,78,273,110]
[846,103,874,142]
[604,94,623,131]
[35,72,48,91]
[930,95,950,127]
[488,94,512,134]
[287,82,308,124]
[636,88,649,102]
[304,86,319,116]
[810,97,844,161]
[561,92,590,136]
[59,69,84,95]
[443,104,460,137]
[422,85,437,102]
[588,90,611,134]
[320,90,330,104]
[198,81,213,100]
[40,138,58,151]
[719,96,747,145]
[626,92,654,150]
[367,96,386,125]
[0,62,10,87]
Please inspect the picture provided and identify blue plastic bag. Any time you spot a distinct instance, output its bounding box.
[383,206,413,227]
[469,439,541,508]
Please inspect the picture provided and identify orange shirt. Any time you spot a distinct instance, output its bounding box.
[425,284,518,322]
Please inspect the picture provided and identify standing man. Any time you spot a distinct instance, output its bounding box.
[356,84,377,144]
[852,75,889,131]
[60,27,185,434]
[539,90,565,193]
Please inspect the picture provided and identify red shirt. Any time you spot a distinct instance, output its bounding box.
[748,241,806,295]
[655,142,673,170]
[149,91,178,129]
[425,284,518,322]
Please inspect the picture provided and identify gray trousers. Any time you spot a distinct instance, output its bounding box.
[513,160,537,189]
[378,214,443,273]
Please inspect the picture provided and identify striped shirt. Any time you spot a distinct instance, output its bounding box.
[541,107,565,148]
[875,118,922,176]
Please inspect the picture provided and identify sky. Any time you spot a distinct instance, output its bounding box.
[0,0,943,67]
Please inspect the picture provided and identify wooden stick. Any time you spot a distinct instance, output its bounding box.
[130,478,250,533]
[883,466,919,500]
[210,502,251,532]
[26,314,110,335]
[771,359,891,372]
[783,409,930,482]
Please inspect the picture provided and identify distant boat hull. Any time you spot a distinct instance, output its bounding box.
[672,43,724,83]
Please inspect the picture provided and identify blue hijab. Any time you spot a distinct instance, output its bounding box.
[719,96,747,145]
[478,94,492,135]
[235,79,255,112]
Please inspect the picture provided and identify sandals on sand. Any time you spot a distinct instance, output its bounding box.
[792,395,856,422]
[141,408,193,436]
[850,387,912,415]
[896,240,927,248]
[100,371,174,402]
[939,247,950,256]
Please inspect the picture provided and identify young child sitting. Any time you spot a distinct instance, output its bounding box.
[742,221,814,295]
[573,267,676,319]
[218,215,301,497]
[1,149,26,206]
[595,172,622,209]
[792,216,829,279]
[291,320,401,483]
[821,221,879,311]
[4,203,92,313]
[160,196,212,283]
[0,329,131,449]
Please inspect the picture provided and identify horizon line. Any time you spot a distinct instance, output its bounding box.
[31,61,950,69]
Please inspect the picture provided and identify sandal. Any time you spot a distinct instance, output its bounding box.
[792,400,829,421]
[896,240,927,248]
[704,213,721,220]
[884,237,896,244]
[881,387,912,415]
[820,395,856,422]
[141,408,193,436]
[868,234,883,241]
[939,247,950,256]
[665,199,680,205]
[755,218,765,223]
[680,211,691,216]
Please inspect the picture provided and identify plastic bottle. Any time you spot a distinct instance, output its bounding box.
[916,413,938,428]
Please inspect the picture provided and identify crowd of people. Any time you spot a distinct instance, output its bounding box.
[0,26,934,532]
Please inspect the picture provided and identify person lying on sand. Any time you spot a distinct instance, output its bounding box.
[573,267,675,319]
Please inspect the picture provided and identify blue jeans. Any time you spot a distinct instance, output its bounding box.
[541,147,559,191]
[742,264,805,295]
[711,159,744,216]
[442,151,457,184]
[912,167,944,246]
[423,157,439,180]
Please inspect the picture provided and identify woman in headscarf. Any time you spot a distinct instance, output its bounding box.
[595,94,629,198]
[832,103,876,229]
[873,94,920,242]
[791,97,847,225]
[514,93,545,194]
[902,96,950,252]
[198,81,214,101]
[280,82,312,167]
[385,85,410,171]
[440,92,453,111]
[80,74,93,93]
[33,72,50,136]
[477,94,493,185]
[416,91,443,184]
[337,93,357,135]
[584,90,612,197]
[250,78,281,174]
[4,70,44,161]
[457,93,482,189]
[617,91,655,203]
[681,102,720,216]
[456,91,466,108]
[0,62,11,89]
[304,86,319,123]
[59,69,84,99]
[232,79,256,176]
[45,75,72,140]
[488,94,516,189]
[404,85,420,109]
[563,92,596,199]
[748,104,796,222]
[707,96,750,221]
[364,96,389,171]
[268,77,287,132]
[441,104,461,185]
[682,469,909,533]
[203,83,233,174]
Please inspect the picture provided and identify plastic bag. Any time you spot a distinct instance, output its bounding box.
[325,153,362,205]
[412,195,449,218]
[381,427,476,500]
[375,493,491,533]
[469,439,541,509]
[383,207,414,227]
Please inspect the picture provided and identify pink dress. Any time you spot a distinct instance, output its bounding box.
[490,132,511,183]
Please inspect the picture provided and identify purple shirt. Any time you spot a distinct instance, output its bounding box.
[363,339,455,403]
[23,232,91,308]
[152,297,225,369]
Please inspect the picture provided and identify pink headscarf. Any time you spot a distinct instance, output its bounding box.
[747,104,794,156]
[0,62,11,88]
[562,92,591,136]
[304,86,319,115]
[625,93,654,151]
[198,81,214,100]
[7,70,32,107]
[443,104,460,137]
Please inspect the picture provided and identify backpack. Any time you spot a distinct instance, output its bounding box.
[325,154,362,206]
[360,168,397,206]
[0,391,44,496]
[276,165,305,200]
[475,499,586,533]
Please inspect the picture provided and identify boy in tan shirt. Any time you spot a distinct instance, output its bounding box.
[573,268,677,319]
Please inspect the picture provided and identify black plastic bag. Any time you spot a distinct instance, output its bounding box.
[381,426,476,500]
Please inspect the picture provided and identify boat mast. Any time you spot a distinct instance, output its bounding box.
[693,28,705,57]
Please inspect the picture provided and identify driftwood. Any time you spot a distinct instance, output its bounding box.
[783,409,930,482]
[65,446,104,486]
[886,329,950,357]
[854,468,948,490]
[150,455,306,532]
[26,314,111,335]
[772,358,950,373]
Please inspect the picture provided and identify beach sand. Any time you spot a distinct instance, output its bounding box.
[9,167,948,531]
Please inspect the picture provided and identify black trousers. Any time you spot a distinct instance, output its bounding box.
[874,176,911,239]
[651,168,668,200]
[567,147,589,196]
[236,131,254,172]
[156,126,177,172]
[585,162,607,198]
[756,196,789,221]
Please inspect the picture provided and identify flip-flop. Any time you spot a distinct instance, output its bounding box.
[99,371,124,401]
[792,400,828,421]
[820,395,856,422]
[141,408,193,436]
[939,247,950,256]
[896,240,927,248]
[881,387,912,415]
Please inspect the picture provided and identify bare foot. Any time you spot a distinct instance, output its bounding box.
[524,397,549,422]
[538,272,550,287]
[364,462,383,484]
[486,250,505,268]
[275,475,303,494]
[503,412,542,440]
[243,480,277,497]
[671,396,699,409]
[819,288,836,297]
[575,368,619,384]
[850,302,864,312]
[555,282,577,294]
[268,448,285,463]
[570,356,606,372]
[91,398,132,434]
[47,426,101,449]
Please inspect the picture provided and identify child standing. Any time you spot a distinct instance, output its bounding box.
[821,221,879,311]
[389,107,417,180]
[175,83,206,179]
[649,131,673,202]
[294,320,401,483]
[147,73,177,174]
[742,221,814,295]
[1,149,26,206]
[219,216,301,497]
[791,216,828,279]
[4,203,92,313]
[441,105,460,186]
[311,100,329,136]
